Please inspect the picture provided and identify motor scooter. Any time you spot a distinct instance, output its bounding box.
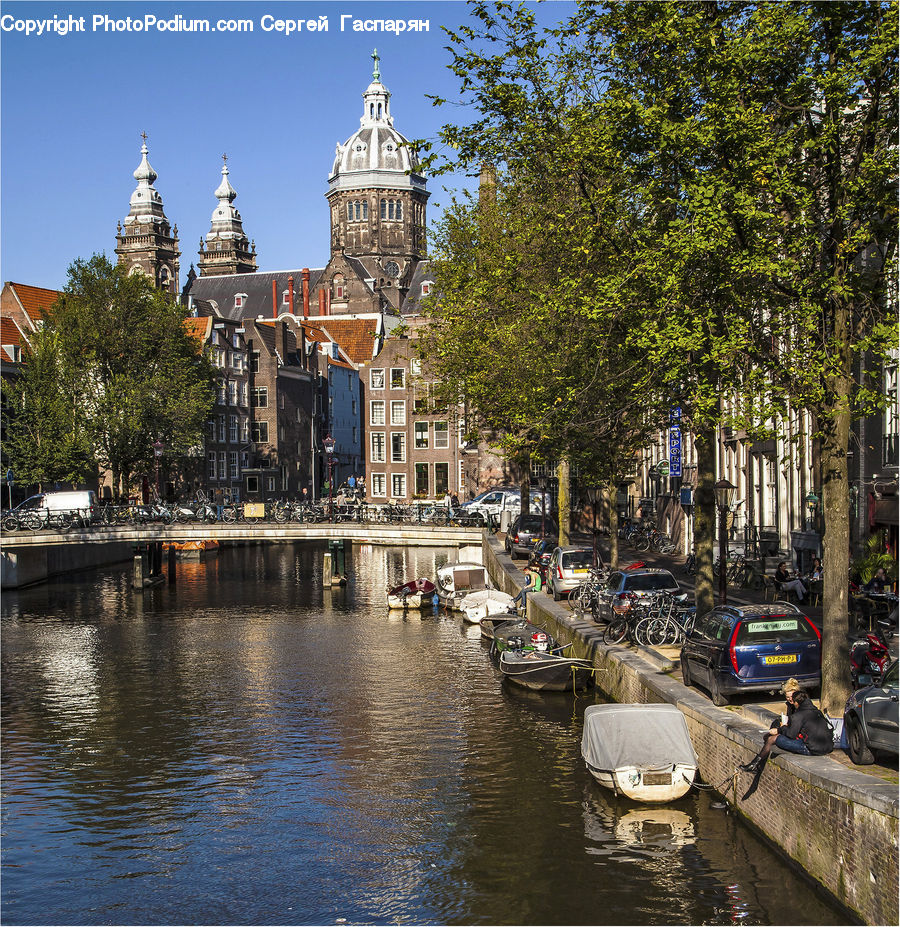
[849,628,892,689]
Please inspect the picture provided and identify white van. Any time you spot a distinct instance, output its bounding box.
[460,487,553,524]
[16,490,98,523]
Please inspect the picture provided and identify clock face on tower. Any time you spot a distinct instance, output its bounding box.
[385,261,400,278]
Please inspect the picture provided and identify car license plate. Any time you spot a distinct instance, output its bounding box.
[763,654,798,665]
[573,569,589,574]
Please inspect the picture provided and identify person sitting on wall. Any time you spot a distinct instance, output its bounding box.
[740,688,833,772]
[774,561,807,602]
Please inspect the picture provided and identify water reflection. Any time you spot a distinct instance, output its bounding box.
[1,543,848,926]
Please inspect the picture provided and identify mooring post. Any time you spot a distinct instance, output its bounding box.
[132,547,146,589]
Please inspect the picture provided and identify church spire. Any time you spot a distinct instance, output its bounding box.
[197,155,257,277]
[115,134,180,295]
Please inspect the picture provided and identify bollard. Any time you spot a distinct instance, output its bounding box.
[133,551,145,589]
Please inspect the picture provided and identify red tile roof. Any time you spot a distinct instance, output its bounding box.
[183,316,212,344]
[316,318,379,364]
[1,317,25,347]
[7,282,60,323]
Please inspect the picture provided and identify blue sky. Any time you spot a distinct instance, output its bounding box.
[1,1,570,290]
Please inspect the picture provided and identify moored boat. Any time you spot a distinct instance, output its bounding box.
[459,588,516,624]
[435,561,492,610]
[387,578,437,610]
[581,703,698,803]
[479,614,520,641]
[490,619,594,691]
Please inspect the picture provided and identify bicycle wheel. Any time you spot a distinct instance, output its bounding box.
[603,617,629,645]
[221,506,237,524]
[633,617,655,646]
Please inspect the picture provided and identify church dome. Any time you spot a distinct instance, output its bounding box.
[328,52,426,194]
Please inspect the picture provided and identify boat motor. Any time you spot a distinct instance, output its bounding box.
[531,631,550,653]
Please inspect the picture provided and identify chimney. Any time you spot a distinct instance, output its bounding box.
[318,289,326,316]
[326,288,331,316]
[272,279,278,318]
[288,276,295,316]
[302,268,310,318]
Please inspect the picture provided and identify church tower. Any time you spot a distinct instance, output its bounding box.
[115,136,180,296]
[197,155,258,277]
[325,51,429,314]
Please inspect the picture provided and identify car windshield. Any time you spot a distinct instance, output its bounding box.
[734,617,817,644]
[520,516,546,530]
[562,549,593,569]
[625,574,677,592]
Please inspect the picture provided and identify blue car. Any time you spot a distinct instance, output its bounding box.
[680,603,821,706]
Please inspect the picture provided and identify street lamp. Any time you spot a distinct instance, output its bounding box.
[806,490,819,530]
[323,434,335,521]
[714,478,737,604]
[585,485,603,567]
[153,439,165,500]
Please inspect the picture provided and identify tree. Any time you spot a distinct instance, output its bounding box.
[424,1,896,713]
[2,326,93,491]
[46,255,215,497]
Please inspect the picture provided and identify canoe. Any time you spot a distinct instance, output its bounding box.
[581,703,698,803]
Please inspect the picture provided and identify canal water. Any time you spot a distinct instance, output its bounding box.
[2,543,848,926]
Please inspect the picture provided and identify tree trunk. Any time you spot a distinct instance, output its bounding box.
[519,450,531,519]
[605,480,619,568]
[557,458,570,546]
[820,317,853,716]
[693,424,717,619]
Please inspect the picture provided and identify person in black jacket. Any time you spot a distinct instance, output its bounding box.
[740,689,833,772]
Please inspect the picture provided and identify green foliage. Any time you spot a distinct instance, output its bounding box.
[42,254,215,493]
[852,532,898,585]
[2,326,93,489]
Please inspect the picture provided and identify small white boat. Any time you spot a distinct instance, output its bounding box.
[581,703,698,803]
[387,578,436,610]
[435,561,492,610]
[459,588,516,624]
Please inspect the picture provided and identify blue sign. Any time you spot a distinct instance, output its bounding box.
[5,469,12,486]
[670,405,682,423]
[669,425,682,478]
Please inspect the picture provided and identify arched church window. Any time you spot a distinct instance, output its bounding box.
[347,203,353,222]
[388,201,395,220]
[362,201,368,220]
[395,201,402,220]
[377,103,382,119]
[354,202,360,221]
[381,199,386,219]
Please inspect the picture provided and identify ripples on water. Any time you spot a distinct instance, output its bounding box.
[2,543,847,926]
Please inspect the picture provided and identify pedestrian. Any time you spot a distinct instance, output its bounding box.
[774,562,807,602]
[740,688,833,772]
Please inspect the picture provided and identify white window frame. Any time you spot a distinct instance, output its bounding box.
[390,400,406,426]
[391,432,406,463]
[390,368,406,389]
[391,473,407,498]
[229,452,239,479]
[370,368,385,390]
[434,421,449,449]
[410,359,422,375]
[371,473,387,497]
[208,451,217,480]
[371,432,386,463]
[370,400,385,426]
[414,421,429,449]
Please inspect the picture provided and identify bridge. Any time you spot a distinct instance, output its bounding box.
[1,523,485,589]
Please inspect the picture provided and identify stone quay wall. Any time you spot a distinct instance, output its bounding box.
[484,534,898,926]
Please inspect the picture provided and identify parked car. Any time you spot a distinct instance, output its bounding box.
[504,513,558,558]
[680,603,821,706]
[843,660,899,765]
[592,568,681,625]
[546,546,595,601]
[527,539,556,587]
